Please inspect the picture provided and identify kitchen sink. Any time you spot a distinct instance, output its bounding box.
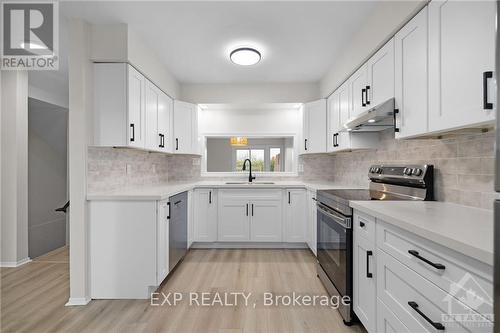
[224,181,275,185]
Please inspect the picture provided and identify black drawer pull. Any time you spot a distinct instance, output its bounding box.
[408,250,445,270]
[365,85,371,105]
[130,123,135,142]
[366,250,373,278]
[251,204,254,217]
[483,71,493,110]
[209,191,212,204]
[166,202,170,220]
[359,221,365,228]
[174,200,182,205]
[304,139,308,151]
[246,203,248,216]
[361,88,366,107]
[393,109,400,133]
[408,301,445,330]
[175,138,179,151]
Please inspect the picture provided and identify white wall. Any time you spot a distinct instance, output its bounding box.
[181,82,320,104]
[90,24,180,99]
[67,19,93,306]
[1,71,29,266]
[199,106,301,136]
[319,0,426,97]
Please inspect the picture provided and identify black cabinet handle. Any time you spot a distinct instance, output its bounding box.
[174,200,182,205]
[483,71,493,110]
[359,221,365,228]
[334,133,339,147]
[288,192,291,204]
[366,250,373,278]
[209,191,212,204]
[175,138,179,151]
[393,109,400,133]
[365,85,371,105]
[361,88,366,107]
[408,250,445,270]
[159,134,164,148]
[408,301,445,330]
[246,203,249,216]
[332,133,336,148]
[166,202,170,220]
[304,139,308,151]
[130,123,135,142]
[251,204,254,217]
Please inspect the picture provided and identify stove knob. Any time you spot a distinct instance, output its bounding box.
[404,168,412,176]
[369,167,374,173]
[376,167,382,174]
[413,168,423,176]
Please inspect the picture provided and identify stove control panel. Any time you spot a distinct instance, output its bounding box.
[368,164,431,181]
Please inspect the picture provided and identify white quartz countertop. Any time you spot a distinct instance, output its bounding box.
[350,201,494,265]
[86,180,361,201]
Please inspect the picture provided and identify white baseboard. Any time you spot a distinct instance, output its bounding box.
[0,257,31,267]
[65,297,91,306]
[191,242,308,249]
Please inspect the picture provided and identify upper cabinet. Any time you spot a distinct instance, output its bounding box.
[300,99,327,154]
[94,62,198,155]
[173,100,199,155]
[394,7,429,139]
[349,64,369,119]
[367,38,394,107]
[428,0,496,132]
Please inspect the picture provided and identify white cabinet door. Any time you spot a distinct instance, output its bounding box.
[353,231,376,332]
[144,81,161,152]
[193,189,217,242]
[428,0,496,132]
[307,190,317,256]
[335,82,352,151]
[367,38,395,107]
[284,189,307,242]
[302,99,327,154]
[218,196,250,241]
[300,104,309,155]
[327,91,340,152]
[127,65,146,149]
[349,64,369,119]
[173,100,195,154]
[158,91,173,153]
[250,198,282,242]
[157,200,169,284]
[394,7,429,139]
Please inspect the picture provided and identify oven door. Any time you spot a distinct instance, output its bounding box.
[316,202,352,297]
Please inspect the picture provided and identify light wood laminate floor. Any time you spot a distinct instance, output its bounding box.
[1,247,366,333]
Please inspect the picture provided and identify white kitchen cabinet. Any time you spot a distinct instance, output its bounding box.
[349,64,369,119]
[251,198,282,242]
[301,99,327,154]
[394,7,429,139]
[353,219,376,333]
[428,0,496,133]
[157,199,170,284]
[284,189,307,242]
[376,298,411,333]
[307,189,317,255]
[217,189,283,242]
[173,100,199,155]
[218,196,250,241]
[193,189,217,242]
[367,38,394,107]
[94,63,146,148]
[145,81,173,153]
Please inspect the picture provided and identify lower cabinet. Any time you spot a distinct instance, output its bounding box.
[217,189,283,242]
[353,209,494,333]
[193,188,217,241]
[284,189,308,242]
[307,189,317,255]
[157,199,170,284]
[353,222,376,333]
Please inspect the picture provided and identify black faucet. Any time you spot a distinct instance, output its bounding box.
[242,158,256,183]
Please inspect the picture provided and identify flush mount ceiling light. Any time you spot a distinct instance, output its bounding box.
[230,47,261,66]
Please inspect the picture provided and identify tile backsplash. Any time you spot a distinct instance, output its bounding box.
[300,129,499,210]
[87,147,200,193]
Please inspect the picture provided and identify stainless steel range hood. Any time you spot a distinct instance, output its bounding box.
[342,98,395,132]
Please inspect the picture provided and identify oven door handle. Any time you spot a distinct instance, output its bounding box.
[316,202,351,228]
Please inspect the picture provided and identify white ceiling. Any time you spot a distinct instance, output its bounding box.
[61,1,376,84]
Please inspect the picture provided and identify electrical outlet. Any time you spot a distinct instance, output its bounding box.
[192,158,200,166]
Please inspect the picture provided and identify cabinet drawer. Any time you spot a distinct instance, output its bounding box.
[376,221,493,317]
[377,249,492,332]
[354,211,375,242]
[377,298,411,333]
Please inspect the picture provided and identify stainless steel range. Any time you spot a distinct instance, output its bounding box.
[316,164,434,325]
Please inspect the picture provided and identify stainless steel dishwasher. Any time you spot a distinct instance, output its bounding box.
[168,191,188,272]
